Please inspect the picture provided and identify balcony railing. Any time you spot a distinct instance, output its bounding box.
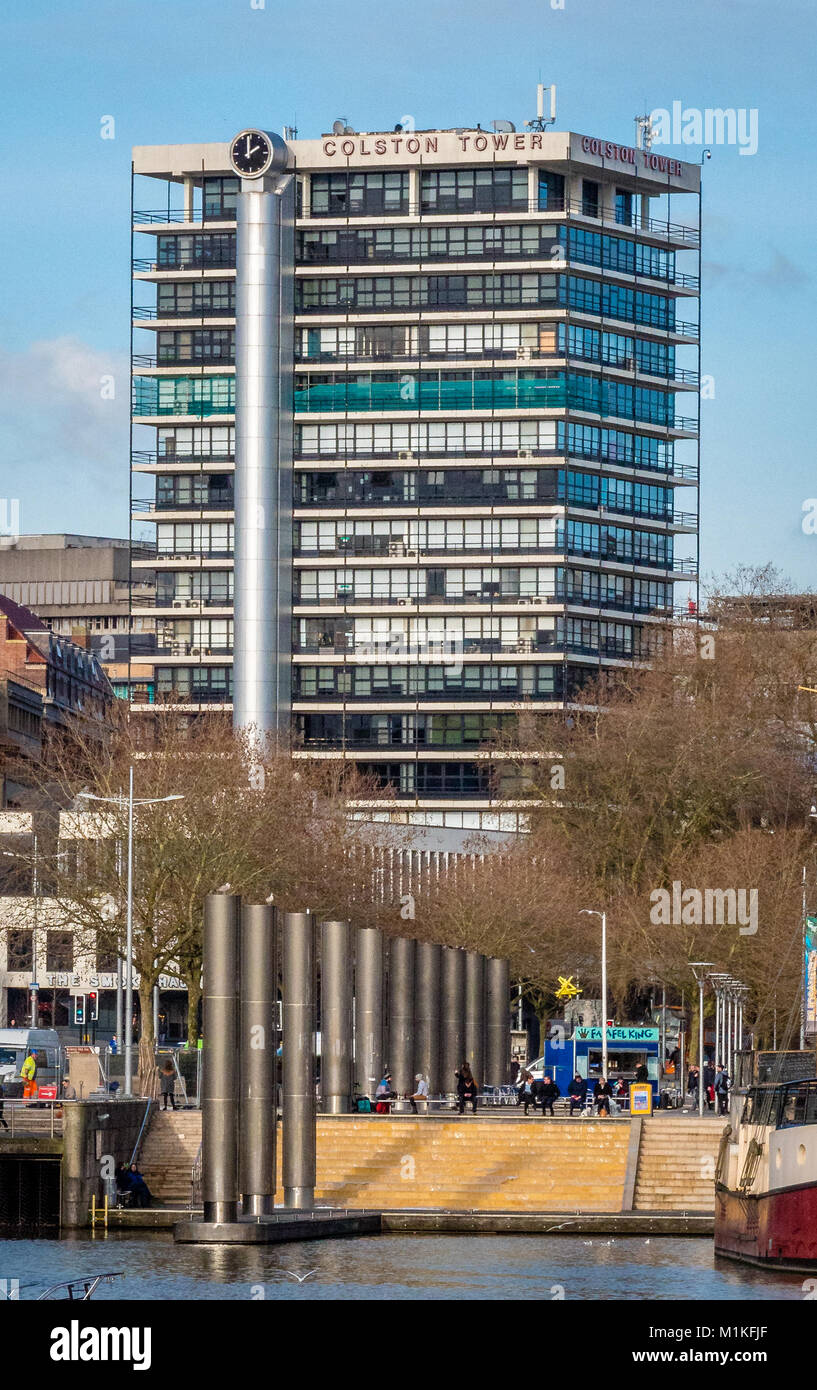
[133,305,235,321]
[133,256,236,273]
[132,449,235,468]
[134,209,237,225]
[305,195,700,246]
[133,498,234,514]
[295,346,699,387]
[132,353,235,370]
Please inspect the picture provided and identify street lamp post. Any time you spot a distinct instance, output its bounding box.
[580,909,608,1081]
[79,767,183,1098]
[689,963,714,1117]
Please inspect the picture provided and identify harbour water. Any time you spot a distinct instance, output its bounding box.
[4,1233,808,1301]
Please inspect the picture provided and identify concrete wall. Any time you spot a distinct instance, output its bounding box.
[61,1098,151,1228]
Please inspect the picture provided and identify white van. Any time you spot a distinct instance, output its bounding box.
[0,1027,61,1085]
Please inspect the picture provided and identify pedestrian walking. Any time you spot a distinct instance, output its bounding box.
[456,1061,478,1114]
[714,1064,730,1116]
[21,1050,37,1101]
[159,1058,177,1111]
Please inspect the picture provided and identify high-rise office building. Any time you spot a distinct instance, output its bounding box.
[131,111,700,829]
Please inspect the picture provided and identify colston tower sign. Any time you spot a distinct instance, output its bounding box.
[306,128,695,186]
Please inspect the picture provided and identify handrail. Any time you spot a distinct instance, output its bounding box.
[129,1098,153,1168]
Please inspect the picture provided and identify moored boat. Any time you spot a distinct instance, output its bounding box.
[715,1075,817,1270]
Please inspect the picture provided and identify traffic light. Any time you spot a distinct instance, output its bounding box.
[88,991,98,1023]
[74,995,85,1026]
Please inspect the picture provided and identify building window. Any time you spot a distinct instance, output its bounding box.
[310,171,409,216]
[582,179,599,217]
[7,929,34,972]
[46,931,73,972]
[538,170,565,210]
[615,187,634,226]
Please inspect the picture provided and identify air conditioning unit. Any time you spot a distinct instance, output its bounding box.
[397,450,415,460]
[388,541,406,556]
[404,548,419,558]
[517,448,533,459]
[516,346,533,361]
[398,597,414,606]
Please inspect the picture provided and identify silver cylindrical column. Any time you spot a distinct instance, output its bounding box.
[239,902,276,1216]
[485,956,510,1087]
[354,927,384,1101]
[465,951,486,1089]
[414,942,442,1095]
[320,919,352,1114]
[202,893,240,1224]
[233,137,294,740]
[440,946,466,1094]
[388,936,415,1097]
[282,910,316,1209]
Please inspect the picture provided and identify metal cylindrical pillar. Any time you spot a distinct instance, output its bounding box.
[239,902,276,1216]
[282,910,316,1209]
[414,942,442,1094]
[202,893,240,1224]
[465,951,486,1088]
[440,946,466,1094]
[233,139,294,740]
[388,936,415,1096]
[320,919,352,1114]
[354,927,384,1101]
[485,956,510,1087]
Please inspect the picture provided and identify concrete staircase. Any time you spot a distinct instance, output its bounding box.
[138,1109,202,1204]
[633,1116,723,1211]
[136,1111,723,1213]
[301,1118,631,1212]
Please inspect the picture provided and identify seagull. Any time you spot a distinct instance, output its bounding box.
[284,1270,318,1283]
[215,883,232,893]
[644,1239,651,1245]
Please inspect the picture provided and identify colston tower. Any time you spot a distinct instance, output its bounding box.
[130,110,700,831]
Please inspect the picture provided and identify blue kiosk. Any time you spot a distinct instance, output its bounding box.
[531,1025,661,1102]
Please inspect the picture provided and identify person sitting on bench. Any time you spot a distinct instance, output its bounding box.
[567,1074,587,1115]
[540,1074,561,1116]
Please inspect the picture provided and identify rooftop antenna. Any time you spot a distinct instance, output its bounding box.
[524,82,557,131]
[634,112,655,150]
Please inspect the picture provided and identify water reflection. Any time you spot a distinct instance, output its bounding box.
[6,1233,805,1301]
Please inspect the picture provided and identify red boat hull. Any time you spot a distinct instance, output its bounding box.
[715,1181,817,1270]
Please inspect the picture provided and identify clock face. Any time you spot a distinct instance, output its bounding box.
[230,130,273,177]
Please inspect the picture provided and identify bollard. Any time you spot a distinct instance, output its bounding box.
[320,920,353,1114]
[239,902,277,1216]
[202,893,241,1224]
[282,910,316,1209]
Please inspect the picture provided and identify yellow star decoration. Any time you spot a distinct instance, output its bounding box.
[555,975,582,1000]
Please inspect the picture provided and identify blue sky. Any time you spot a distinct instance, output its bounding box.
[1,0,815,590]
